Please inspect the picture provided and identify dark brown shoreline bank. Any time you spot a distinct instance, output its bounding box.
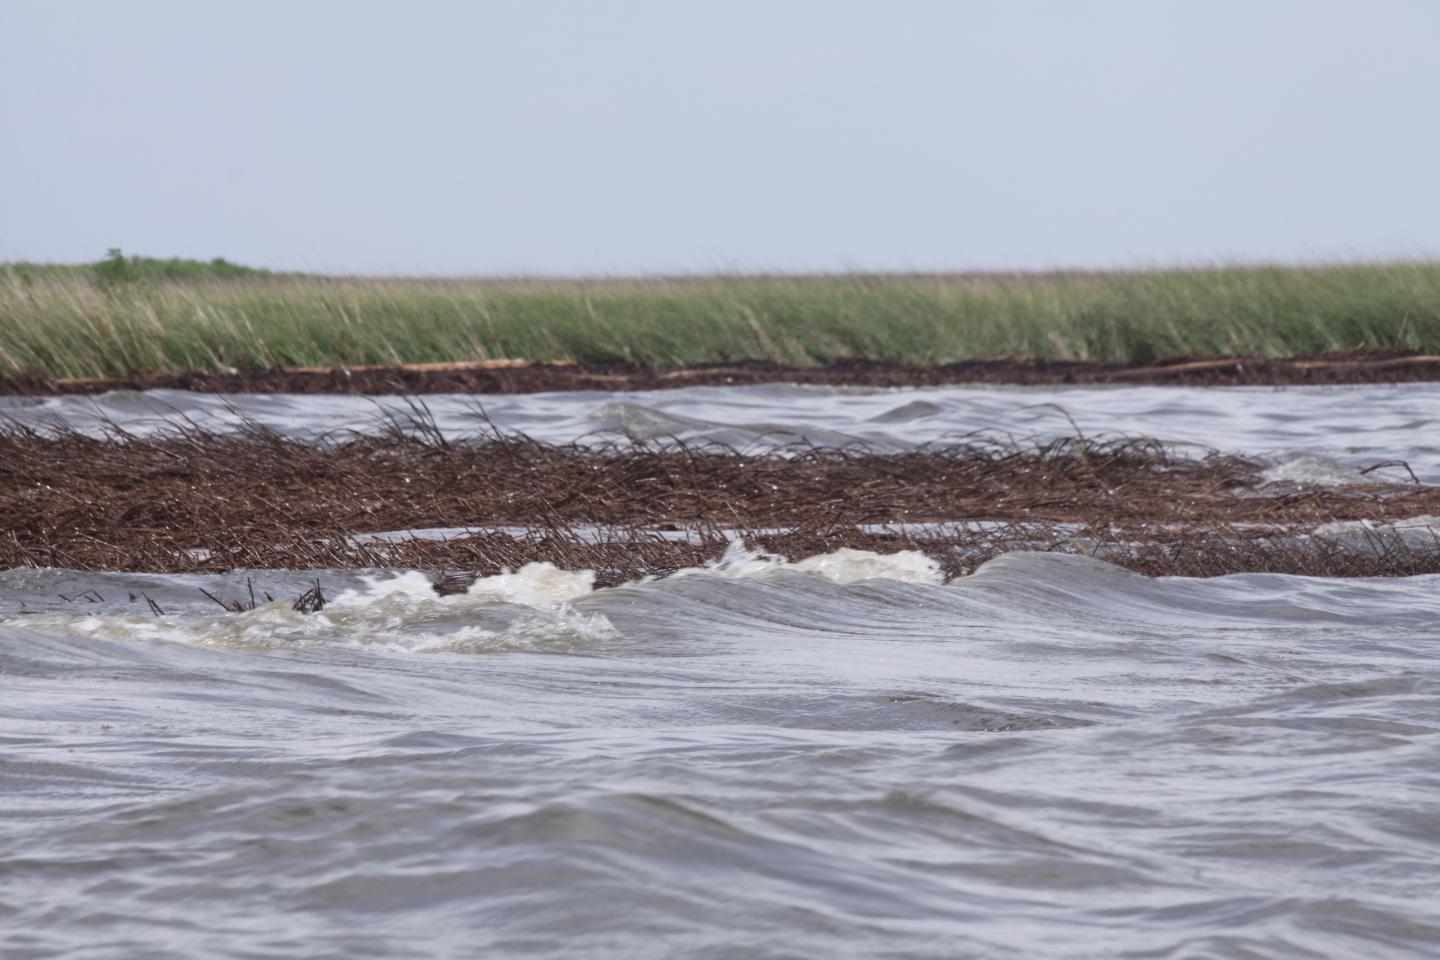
[6,349,1440,396]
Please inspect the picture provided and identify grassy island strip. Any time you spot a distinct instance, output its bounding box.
[3,255,1440,380]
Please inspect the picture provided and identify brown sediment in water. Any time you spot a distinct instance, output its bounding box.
[6,349,1440,395]
[3,422,1436,579]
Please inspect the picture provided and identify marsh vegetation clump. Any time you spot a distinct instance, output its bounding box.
[3,420,1436,579]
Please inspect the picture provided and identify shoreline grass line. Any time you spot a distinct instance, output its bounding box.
[3,258,1439,379]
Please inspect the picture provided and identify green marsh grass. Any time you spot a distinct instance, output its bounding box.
[2,260,1439,379]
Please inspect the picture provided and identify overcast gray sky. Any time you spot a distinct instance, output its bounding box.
[3,0,1437,275]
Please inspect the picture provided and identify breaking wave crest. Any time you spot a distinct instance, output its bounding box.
[1,543,943,655]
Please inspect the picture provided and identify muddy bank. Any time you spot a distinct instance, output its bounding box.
[6,350,1440,395]
[3,425,1435,576]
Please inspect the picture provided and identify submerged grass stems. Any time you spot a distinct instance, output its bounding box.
[4,262,1440,378]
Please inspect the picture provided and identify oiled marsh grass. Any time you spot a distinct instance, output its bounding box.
[4,262,1440,379]
[4,419,1437,577]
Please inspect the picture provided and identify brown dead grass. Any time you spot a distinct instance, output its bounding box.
[3,419,1436,579]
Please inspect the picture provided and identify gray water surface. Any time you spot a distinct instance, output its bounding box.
[3,553,1440,959]
[4,383,1440,958]
[5,381,1438,480]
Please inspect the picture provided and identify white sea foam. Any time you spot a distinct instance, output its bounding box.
[791,547,942,584]
[5,549,943,655]
[332,563,596,610]
[668,540,943,586]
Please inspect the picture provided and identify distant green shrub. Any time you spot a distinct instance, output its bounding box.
[91,249,271,282]
[95,248,136,286]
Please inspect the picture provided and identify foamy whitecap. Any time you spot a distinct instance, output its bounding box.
[19,563,609,655]
[6,548,947,655]
[668,540,943,586]
[333,563,596,611]
[791,547,942,584]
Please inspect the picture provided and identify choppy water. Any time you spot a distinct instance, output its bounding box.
[4,381,1438,480]
[4,384,1440,958]
[4,551,1440,958]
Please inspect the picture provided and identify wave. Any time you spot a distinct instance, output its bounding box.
[6,381,1439,479]
[5,546,1436,661]
[5,548,1440,958]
